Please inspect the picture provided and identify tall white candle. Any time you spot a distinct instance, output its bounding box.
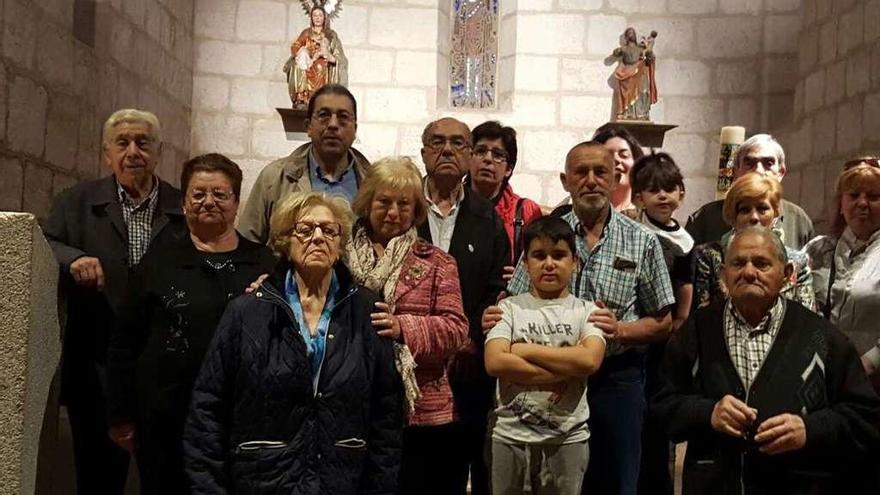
[716,126,746,199]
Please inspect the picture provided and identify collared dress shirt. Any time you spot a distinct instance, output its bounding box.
[507,209,675,355]
[117,177,159,266]
[308,150,359,203]
[723,297,786,388]
[424,183,464,254]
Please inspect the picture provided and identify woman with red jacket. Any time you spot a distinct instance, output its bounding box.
[466,121,543,265]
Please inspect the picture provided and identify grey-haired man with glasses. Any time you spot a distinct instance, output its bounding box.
[239,83,370,244]
[416,117,509,495]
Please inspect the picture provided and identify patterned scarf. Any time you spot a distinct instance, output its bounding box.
[346,221,421,418]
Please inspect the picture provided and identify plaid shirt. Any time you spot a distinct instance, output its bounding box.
[507,209,675,355]
[723,297,787,389]
[117,177,158,266]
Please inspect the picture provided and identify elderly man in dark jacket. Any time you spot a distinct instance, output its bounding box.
[43,108,187,494]
[653,225,880,495]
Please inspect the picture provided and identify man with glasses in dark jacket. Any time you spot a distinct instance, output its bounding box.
[418,117,509,495]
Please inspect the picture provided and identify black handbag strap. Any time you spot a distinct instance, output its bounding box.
[512,198,526,264]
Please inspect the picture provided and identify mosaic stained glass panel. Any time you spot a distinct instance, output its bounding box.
[450,0,498,109]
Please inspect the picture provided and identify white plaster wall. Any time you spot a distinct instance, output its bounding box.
[191,0,802,218]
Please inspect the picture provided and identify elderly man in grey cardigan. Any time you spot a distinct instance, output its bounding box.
[654,226,880,495]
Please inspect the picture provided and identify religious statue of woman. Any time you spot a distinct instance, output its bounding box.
[284,4,348,108]
[609,27,658,121]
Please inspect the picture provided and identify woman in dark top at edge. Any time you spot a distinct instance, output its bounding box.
[107,153,276,494]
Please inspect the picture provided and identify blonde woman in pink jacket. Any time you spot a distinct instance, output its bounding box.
[346,156,470,493]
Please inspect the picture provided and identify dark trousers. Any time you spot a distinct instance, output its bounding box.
[399,423,468,495]
[583,350,647,495]
[450,378,494,495]
[638,342,673,495]
[136,416,189,495]
[64,362,129,495]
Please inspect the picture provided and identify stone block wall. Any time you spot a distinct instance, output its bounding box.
[0,0,194,221]
[780,0,880,230]
[191,0,802,218]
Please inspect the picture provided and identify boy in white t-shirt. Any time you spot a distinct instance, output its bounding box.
[484,216,606,495]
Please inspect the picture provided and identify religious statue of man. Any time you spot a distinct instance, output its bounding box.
[283,1,348,109]
[609,27,658,121]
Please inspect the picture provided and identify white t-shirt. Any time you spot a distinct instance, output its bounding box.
[486,293,605,444]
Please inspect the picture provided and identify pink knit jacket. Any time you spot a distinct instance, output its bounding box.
[394,241,469,426]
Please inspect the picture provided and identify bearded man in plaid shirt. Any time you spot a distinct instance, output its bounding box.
[653,226,880,495]
[486,140,675,495]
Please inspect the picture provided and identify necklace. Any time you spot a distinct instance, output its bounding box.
[204,258,235,272]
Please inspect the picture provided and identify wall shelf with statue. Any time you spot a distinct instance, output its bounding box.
[605,27,676,148]
[276,0,347,138]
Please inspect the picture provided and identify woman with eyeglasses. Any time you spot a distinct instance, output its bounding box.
[465,121,543,266]
[346,157,469,493]
[806,158,880,378]
[183,191,403,494]
[106,153,276,493]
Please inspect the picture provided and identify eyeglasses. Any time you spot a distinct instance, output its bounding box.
[189,189,235,204]
[312,109,355,126]
[424,136,470,152]
[472,146,508,163]
[843,157,880,170]
[290,222,342,240]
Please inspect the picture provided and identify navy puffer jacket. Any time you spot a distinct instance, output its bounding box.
[183,263,403,494]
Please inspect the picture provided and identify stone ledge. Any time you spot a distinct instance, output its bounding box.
[0,212,61,495]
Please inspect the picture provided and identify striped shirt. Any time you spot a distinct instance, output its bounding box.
[117,177,158,266]
[507,209,675,355]
[723,297,786,388]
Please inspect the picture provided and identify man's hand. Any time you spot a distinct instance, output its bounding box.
[70,256,105,290]
[245,273,269,294]
[753,413,806,455]
[482,305,503,334]
[710,394,757,438]
[371,302,401,340]
[109,423,136,453]
[589,301,620,340]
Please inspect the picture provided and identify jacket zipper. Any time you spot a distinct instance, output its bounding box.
[310,286,358,396]
[256,282,358,397]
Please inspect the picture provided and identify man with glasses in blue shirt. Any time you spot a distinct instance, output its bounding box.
[239,83,370,244]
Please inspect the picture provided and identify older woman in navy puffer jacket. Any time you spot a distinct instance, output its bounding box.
[183,192,403,494]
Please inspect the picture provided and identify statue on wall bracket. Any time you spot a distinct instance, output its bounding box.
[284,0,348,109]
[609,27,658,122]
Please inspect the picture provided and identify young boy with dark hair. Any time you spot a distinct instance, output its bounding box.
[631,152,694,329]
[484,216,606,495]
[629,152,694,495]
